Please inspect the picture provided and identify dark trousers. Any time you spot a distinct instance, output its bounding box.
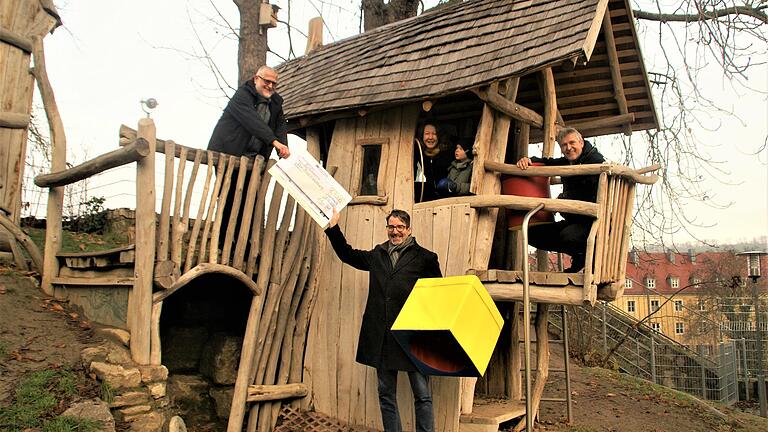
[377,369,433,432]
[528,219,592,268]
[218,170,252,254]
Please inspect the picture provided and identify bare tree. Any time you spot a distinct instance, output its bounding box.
[361,0,420,31]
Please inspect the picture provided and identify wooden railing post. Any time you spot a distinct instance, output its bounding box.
[131,118,157,364]
[32,36,66,296]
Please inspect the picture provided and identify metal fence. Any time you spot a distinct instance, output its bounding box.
[552,303,740,404]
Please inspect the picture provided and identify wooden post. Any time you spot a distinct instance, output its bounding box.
[305,17,324,54]
[131,118,157,364]
[32,36,66,296]
[602,8,632,136]
[540,68,557,158]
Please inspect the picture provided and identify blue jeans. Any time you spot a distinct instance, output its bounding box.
[376,369,434,432]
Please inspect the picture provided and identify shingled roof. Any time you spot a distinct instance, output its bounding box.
[277,0,658,136]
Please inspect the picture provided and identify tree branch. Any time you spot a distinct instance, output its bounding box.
[634,5,768,24]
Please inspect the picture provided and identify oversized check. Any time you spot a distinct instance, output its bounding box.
[268,148,351,228]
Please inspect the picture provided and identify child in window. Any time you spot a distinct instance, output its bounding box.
[436,139,474,196]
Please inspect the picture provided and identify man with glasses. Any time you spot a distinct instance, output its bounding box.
[325,208,442,432]
[208,65,290,159]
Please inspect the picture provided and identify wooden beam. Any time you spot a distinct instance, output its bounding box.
[468,195,598,218]
[0,25,33,52]
[246,383,308,403]
[50,276,135,287]
[0,111,30,129]
[580,0,611,61]
[484,283,587,305]
[484,161,659,185]
[119,125,258,170]
[568,113,635,134]
[472,88,544,129]
[35,139,150,187]
[540,68,557,157]
[0,212,43,273]
[602,8,632,136]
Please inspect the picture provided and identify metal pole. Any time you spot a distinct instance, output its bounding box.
[602,303,608,354]
[742,337,750,401]
[752,278,767,417]
[561,305,573,424]
[650,336,657,384]
[700,345,707,399]
[522,203,544,432]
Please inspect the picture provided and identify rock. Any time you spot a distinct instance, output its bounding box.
[138,364,169,383]
[104,341,133,364]
[109,390,150,408]
[61,398,116,432]
[168,415,187,432]
[119,404,151,416]
[209,386,235,419]
[125,411,165,432]
[81,346,108,366]
[148,382,167,399]
[90,361,141,389]
[162,326,209,372]
[95,327,131,346]
[199,333,242,385]
[167,374,212,413]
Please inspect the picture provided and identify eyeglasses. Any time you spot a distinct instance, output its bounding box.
[386,224,408,232]
[257,75,278,88]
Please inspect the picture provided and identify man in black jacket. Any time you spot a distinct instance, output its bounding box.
[516,127,605,272]
[325,208,442,432]
[208,65,290,159]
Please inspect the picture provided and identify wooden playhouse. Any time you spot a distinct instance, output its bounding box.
[28,0,662,431]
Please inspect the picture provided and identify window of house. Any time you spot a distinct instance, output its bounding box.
[650,300,659,312]
[670,277,680,289]
[698,299,706,311]
[627,300,636,313]
[674,300,683,312]
[651,322,661,332]
[646,278,656,289]
[626,279,633,289]
[360,145,381,195]
[691,277,700,286]
[351,138,389,202]
[675,322,684,335]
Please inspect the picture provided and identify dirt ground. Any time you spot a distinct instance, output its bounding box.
[0,267,100,405]
[1,264,768,432]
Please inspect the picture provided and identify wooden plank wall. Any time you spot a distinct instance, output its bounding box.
[305,104,476,431]
[0,1,56,222]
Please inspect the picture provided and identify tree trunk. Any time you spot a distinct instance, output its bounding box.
[361,0,419,31]
[235,0,268,85]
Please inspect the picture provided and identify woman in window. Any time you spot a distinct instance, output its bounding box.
[414,123,452,202]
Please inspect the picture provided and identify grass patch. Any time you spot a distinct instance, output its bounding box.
[0,369,88,431]
[0,340,7,359]
[42,415,99,432]
[24,227,129,253]
[99,381,114,404]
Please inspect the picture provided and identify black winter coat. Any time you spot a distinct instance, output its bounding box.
[325,226,442,371]
[414,149,453,202]
[208,79,288,159]
[531,140,605,221]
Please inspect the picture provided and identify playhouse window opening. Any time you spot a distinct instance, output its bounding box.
[359,145,381,195]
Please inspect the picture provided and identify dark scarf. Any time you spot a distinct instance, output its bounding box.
[387,235,415,267]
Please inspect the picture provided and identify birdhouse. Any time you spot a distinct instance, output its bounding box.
[259,2,278,28]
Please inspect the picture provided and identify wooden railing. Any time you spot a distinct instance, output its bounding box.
[480,162,660,304]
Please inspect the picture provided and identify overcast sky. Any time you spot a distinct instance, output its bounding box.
[28,0,767,247]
